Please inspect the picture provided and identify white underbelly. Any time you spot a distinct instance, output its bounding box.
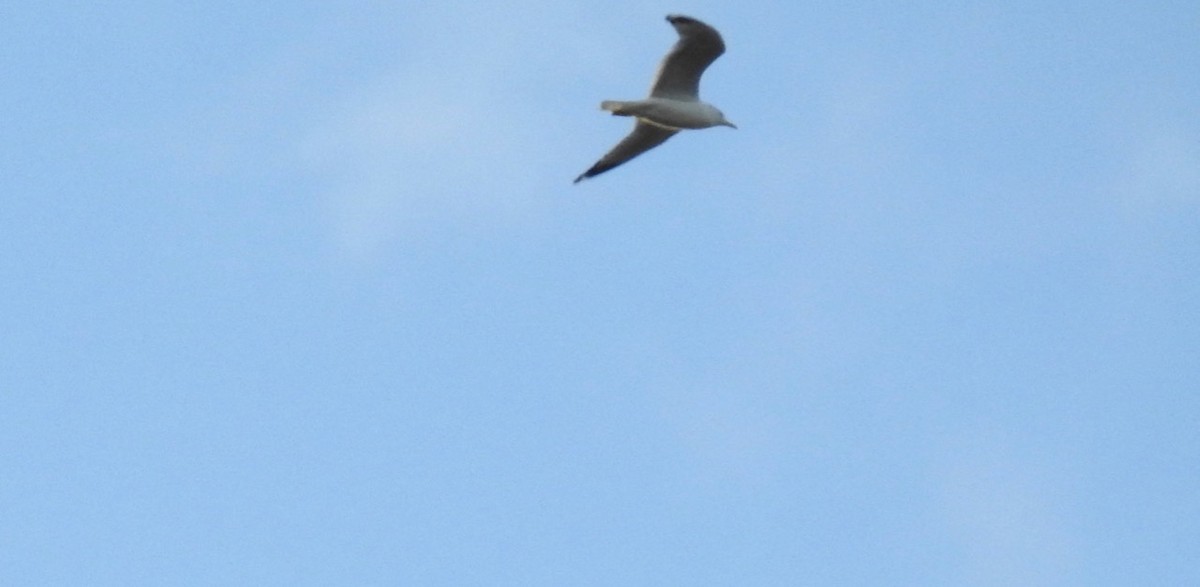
[635,98,718,130]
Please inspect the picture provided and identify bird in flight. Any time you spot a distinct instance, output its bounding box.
[574,14,736,184]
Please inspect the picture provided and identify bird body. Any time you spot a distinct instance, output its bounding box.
[574,15,734,184]
[600,98,735,131]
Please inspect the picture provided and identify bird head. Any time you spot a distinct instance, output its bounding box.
[715,109,737,129]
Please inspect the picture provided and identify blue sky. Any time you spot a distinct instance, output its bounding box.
[3,1,1198,584]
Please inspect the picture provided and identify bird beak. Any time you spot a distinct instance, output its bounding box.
[723,121,738,129]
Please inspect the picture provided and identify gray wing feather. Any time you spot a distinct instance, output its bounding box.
[574,121,678,183]
[649,15,726,100]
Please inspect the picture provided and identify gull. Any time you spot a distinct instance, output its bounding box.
[574,14,736,184]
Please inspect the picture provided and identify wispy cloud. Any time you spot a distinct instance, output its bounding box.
[1115,121,1200,210]
[298,69,534,258]
[294,3,638,261]
[934,430,1080,585]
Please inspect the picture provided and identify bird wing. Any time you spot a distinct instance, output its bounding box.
[574,121,678,183]
[648,15,726,100]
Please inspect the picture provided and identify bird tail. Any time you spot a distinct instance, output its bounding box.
[600,100,634,116]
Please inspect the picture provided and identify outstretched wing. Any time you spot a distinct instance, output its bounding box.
[648,15,726,100]
[574,121,678,183]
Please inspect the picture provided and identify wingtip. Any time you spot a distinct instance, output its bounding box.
[575,166,600,183]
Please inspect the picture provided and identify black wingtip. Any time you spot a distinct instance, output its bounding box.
[575,163,605,184]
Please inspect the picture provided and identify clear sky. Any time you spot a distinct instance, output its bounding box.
[3,1,1198,585]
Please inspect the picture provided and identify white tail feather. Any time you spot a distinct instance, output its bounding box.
[600,100,630,114]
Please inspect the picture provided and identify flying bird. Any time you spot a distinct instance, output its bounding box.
[574,14,736,184]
